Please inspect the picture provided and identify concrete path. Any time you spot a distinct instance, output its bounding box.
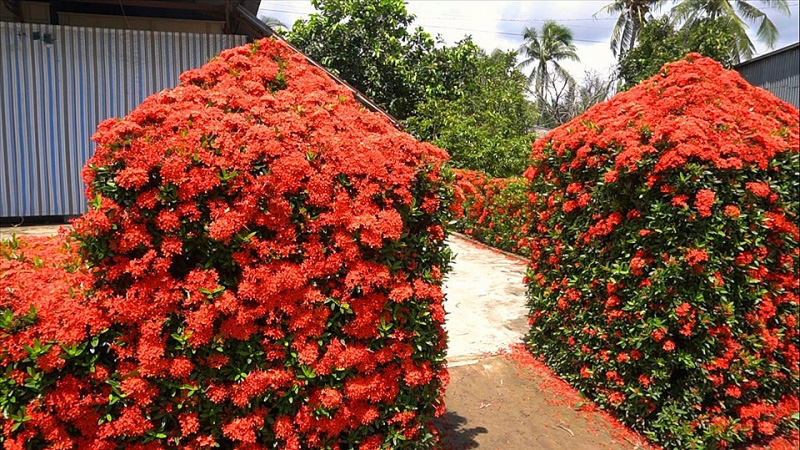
[0,224,64,239]
[443,234,529,364]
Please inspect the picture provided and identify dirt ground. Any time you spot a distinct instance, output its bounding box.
[440,235,649,449]
[437,354,649,450]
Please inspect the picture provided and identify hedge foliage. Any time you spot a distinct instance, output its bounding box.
[524,55,799,448]
[452,169,532,255]
[1,38,454,449]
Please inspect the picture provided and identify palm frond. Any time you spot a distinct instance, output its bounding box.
[258,15,287,29]
[735,1,780,47]
[609,13,627,56]
[595,1,626,19]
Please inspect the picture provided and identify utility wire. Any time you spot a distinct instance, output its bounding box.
[258,0,798,44]
[259,6,618,21]
[258,7,611,42]
[417,23,608,43]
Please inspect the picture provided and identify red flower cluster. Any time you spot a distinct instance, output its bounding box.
[1,38,454,448]
[452,169,533,255]
[524,54,799,448]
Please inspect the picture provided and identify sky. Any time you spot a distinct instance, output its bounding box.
[257,0,800,82]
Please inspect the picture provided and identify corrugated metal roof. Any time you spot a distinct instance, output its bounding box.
[735,42,800,109]
[0,21,246,218]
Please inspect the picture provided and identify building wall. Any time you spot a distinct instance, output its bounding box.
[0,21,247,218]
[736,45,800,109]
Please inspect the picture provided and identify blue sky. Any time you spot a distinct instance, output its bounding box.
[258,1,800,81]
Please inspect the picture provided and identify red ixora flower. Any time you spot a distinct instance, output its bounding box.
[724,205,740,218]
[676,302,692,317]
[694,189,716,217]
[745,182,771,198]
[3,37,454,449]
[685,248,709,266]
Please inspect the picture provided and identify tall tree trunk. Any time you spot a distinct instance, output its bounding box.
[537,63,546,125]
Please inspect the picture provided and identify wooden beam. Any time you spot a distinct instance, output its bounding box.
[2,0,24,22]
[70,0,226,14]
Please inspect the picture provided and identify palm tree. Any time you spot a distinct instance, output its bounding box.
[671,0,790,59]
[518,21,580,115]
[595,0,658,56]
[259,15,287,31]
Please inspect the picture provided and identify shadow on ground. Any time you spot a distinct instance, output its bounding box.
[435,411,486,450]
[438,355,638,450]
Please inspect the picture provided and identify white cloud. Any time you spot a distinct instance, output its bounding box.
[409,1,618,83]
[258,0,800,80]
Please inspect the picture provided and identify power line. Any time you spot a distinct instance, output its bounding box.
[259,1,800,19]
[258,6,618,22]
[258,1,798,44]
[258,7,315,16]
[417,23,608,43]
[260,2,798,22]
[258,7,610,42]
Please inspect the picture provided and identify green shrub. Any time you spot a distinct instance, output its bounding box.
[524,55,799,448]
[453,170,532,255]
[1,38,454,449]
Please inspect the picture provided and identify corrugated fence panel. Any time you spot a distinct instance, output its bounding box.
[737,45,800,109]
[0,22,247,217]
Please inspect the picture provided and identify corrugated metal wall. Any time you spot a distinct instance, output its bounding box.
[0,21,247,218]
[736,44,800,109]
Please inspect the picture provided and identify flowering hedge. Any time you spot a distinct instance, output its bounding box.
[524,54,799,448]
[453,169,533,255]
[1,38,454,448]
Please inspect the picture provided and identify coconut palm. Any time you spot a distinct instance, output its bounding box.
[259,15,287,31]
[518,21,580,115]
[595,0,658,56]
[671,0,790,59]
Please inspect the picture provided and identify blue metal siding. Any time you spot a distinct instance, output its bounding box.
[0,22,247,217]
[736,45,800,109]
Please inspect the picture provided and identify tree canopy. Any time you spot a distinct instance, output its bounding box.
[288,0,539,177]
[596,0,657,56]
[287,0,435,120]
[617,16,740,88]
[407,45,537,178]
[671,0,790,60]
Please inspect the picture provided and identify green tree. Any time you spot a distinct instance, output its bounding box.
[407,48,537,177]
[671,0,791,59]
[617,16,740,88]
[286,0,434,119]
[415,37,483,104]
[595,0,658,56]
[517,21,579,119]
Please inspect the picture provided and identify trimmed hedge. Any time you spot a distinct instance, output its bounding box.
[1,38,454,449]
[453,169,532,255]
[524,54,799,448]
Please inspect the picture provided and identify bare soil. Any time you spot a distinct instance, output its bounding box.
[436,355,647,450]
[438,235,651,450]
